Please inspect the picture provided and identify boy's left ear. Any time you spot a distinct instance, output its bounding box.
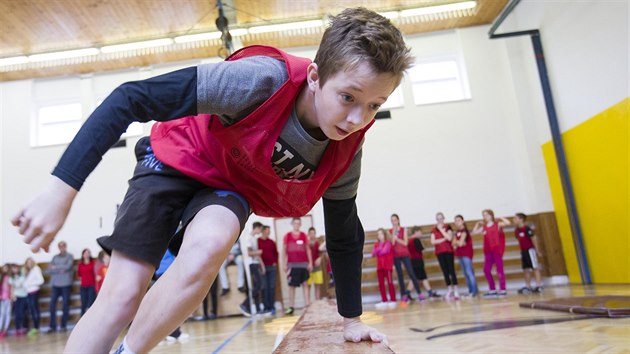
[307,63,319,91]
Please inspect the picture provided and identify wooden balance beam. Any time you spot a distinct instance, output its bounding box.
[273,299,394,353]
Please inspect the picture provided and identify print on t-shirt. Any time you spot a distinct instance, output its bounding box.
[272,137,316,180]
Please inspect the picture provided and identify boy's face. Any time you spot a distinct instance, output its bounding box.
[307,62,397,141]
[514,216,523,225]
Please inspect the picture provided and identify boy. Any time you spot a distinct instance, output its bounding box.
[514,213,544,294]
[408,227,439,298]
[11,7,412,353]
[258,225,278,315]
[283,218,312,315]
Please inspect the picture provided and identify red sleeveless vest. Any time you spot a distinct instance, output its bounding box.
[150,45,373,217]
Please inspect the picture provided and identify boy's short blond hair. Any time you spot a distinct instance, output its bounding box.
[314,7,413,87]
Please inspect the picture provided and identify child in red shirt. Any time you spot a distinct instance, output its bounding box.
[472,209,511,298]
[77,249,97,315]
[514,213,543,293]
[258,225,279,315]
[453,215,477,297]
[372,228,396,309]
[283,217,312,315]
[431,212,459,300]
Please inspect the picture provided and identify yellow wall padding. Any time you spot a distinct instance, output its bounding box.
[542,97,629,284]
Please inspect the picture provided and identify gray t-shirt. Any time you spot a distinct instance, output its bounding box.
[197,56,361,200]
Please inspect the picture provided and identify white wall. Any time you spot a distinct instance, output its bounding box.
[1,24,556,264]
[500,0,629,133]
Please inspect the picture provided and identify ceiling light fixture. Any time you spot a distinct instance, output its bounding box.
[174,31,223,43]
[28,48,99,62]
[0,56,29,66]
[400,1,477,17]
[248,20,324,34]
[101,38,174,54]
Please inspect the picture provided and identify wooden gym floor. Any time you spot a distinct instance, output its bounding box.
[1,284,628,353]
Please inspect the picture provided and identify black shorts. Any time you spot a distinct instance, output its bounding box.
[411,258,427,280]
[287,267,310,287]
[97,137,250,268]
[521,248,539,270]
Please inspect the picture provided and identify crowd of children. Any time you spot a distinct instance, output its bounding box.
[371,210,544,308]
[0,251,109,339]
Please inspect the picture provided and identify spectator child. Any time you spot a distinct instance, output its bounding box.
[472,209,510,298]
[77,249,97,315]
[95,251,110,294]
[514,213,544,294]
[431,212,459,300]
[9,264,28,335]
[24,257,44,335]
[407,227,439,298]
[283,217,313,315]
[453,215,478,297]
[390,214,423,302]
[258,225,279,315]
[372,228,396,309]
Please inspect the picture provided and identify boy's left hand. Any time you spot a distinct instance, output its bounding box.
[343,317,388,345]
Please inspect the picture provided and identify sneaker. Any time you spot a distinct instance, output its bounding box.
[374,302,388,310]
[453,293,460,301]
[220,288,230,296]
[45,327,57,334]
[518,287,532,294]
[483,291,497,298]
[534,286,544,293]
[444,291,453,300]
[239,303,252,317]
[165,335,177,342]
[284,307,294,316]
[16,329,27,336]
[238,286,247,293]
[497,290,508,297]
[417,293,426,302]
[428,290,441,298]
[0,331,6,338]
[177,332,190,341]
[27,328,39,337]
[401,294,410,303]
[387,301,398,309]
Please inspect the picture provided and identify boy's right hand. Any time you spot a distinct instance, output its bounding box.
[10,176,77,253]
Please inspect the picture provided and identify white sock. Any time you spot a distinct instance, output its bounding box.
[114,336,137,354]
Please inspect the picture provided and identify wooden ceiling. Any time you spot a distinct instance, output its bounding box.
[0,0,508,81]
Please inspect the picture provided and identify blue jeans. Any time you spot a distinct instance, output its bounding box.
[50,285,71,330]
[262,265,277,311]
[27,291,41,329]
[394,256,421,297]
[14,297,28,330]
[459,256,478,295]
[80,286,96,315]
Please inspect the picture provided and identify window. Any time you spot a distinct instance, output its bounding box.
[409,57,470,105]
[33,103,83,146]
